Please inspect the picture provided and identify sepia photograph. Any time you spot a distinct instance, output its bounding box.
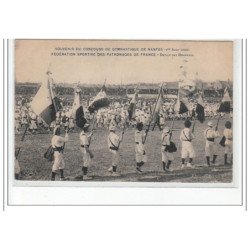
[13,39,234,183]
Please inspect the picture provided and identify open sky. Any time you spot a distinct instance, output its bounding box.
[15,40,233,85]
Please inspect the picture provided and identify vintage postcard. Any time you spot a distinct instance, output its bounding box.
[13,39,236,185]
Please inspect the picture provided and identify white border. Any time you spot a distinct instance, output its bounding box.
[8,39,243,205]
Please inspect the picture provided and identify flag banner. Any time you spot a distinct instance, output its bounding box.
[152,87,163,126]
[175,96,189,114]
[218,87,231,113]
[88,85,110,113]
[195,94,205,123]
[72,87,87,129]
[30,75,61,125]
[128,89,138,120]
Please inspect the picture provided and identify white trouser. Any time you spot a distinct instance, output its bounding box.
[225,139,233,154]
[161,146,174,162]
[205,140,218,157]
[52,151,65,171]
[109,149,119,166]
[181,141,195,158]
[81,147,91,167]
[135,143,147,163]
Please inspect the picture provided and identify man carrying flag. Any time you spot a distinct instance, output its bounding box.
[51,125,69,181]
[79,123,93,180]
[107,125,124,176]
[203,121,220,166]
[71,86,94,180]
[30,72,70,181]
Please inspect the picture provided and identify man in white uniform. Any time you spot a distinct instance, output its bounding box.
[204,121,220,166]
[180,120,195,168]
[223,121,233,165]
[161,126,174,171]
[108,126,124,176]
[80,124,93,180]
[135,122,147,173]
[51,126,69,181]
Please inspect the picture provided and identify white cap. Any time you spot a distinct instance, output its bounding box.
[83,123,90,129]
[208,121,213,127]
[163,126,170,133]
[53,125,61,135]
[109,126,117,132]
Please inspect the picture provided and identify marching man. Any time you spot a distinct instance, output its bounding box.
[180,120,195,168]
[135,122,147,173]
[51,125,69,181]
[107,125,124,176]
[204,121,220,166]
[223,121,233,165]
[161,126,174,172]
[80,123,93,180]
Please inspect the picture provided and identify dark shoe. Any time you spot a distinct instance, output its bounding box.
[136,167,143,173]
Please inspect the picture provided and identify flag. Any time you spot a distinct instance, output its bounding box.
[72,87,87,129]
[218,87,231,113]
[195,94,205,123]
[128,89,138,120]
[153,86,163,125]
[175,95,189,114]
[30,73,61,125]
[88,85,110,113]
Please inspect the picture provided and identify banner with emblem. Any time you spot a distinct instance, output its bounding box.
[218,87,232,113]
[30,72,62,125]
[88,85,110,113]
[72,86,87,129]
[195,93,205,123]
[128,88,138,120]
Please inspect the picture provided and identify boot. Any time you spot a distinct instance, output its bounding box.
[224,154,229,165]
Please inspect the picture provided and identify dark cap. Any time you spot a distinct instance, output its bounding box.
[136,122,143,130]
[184,119,192,128]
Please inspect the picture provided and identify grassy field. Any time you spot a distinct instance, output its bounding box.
[15,119,232,182]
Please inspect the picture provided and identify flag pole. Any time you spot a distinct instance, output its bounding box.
[215,114,221,131]
[16,123,29,158]
[169,116,175,140]
[89,112,96,146]
[143,83,163,144]
[117,121,126,149]
[192,118,196,133]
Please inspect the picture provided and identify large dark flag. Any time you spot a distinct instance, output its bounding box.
[175,95,189,114]
[128,89,138,120]
[88,85,110,113]
[195,93,205,123]
[218,87,231,113]
[72,87,87,129]
[30,72,62,125]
